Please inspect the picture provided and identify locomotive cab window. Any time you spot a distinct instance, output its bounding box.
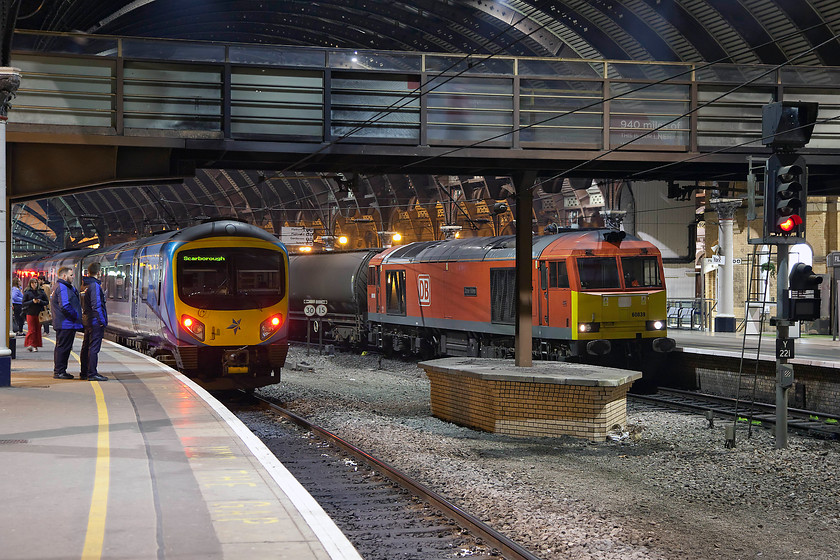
[577,257,621,290]
[177,248,285,310]
[549,261,570,288]
[385,270,406,315]
[620,256,662,288]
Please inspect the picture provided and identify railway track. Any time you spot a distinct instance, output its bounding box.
[230,395,542,560]
[630,388,840,439]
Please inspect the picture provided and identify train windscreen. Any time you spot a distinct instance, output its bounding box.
[177,248,285,310]
[620,256,662,288]
[576,257,621,290]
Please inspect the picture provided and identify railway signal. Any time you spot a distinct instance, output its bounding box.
[764,154,807,238]
[783,263,823,322]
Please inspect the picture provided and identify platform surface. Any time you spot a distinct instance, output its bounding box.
[419,357,642,386]
[0,333,362,560]
[671,330,840,367]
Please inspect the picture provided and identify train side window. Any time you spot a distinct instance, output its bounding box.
[368,266,379,286]
[140,264,148,301]
[539,262,547,291]
[385,270,406,315]
[106,269,116,299]
[549,261,569,289]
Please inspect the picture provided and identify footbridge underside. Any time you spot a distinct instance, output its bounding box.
[8,32,840,200]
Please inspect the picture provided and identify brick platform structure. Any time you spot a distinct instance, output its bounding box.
[419,358,642,441]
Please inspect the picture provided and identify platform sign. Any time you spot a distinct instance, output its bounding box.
[281,226,314,245]
[776,338,794,359]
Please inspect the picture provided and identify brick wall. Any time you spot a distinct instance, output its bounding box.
[668,351,840,415]
[426,371,630,440]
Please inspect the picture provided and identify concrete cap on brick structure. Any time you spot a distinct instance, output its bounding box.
[418,357,642,387]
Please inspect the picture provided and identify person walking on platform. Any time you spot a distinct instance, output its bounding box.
[21,277,47,352]
[39,275,52,334]
[11,277,24,335]
[51,267,83,380]
[80,262,108,382]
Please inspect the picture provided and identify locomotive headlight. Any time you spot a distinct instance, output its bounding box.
[260,314,284,340]
[578,322,600,333]
[647,320,665,331]
[181,314,205,341]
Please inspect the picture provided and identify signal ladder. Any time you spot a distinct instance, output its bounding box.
[731,244,775,442]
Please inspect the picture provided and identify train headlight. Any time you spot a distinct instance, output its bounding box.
[578,322,600,333]
[646,320,665,331]
[181,314,205,341]
[260,313,284,340]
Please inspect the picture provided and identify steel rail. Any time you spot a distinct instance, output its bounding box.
[631,388,840,438]
[253,395,543,560]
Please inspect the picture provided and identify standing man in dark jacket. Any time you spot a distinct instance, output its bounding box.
[80,262,108,382]
[51,267,83,380]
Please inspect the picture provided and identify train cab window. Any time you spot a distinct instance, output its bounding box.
[620,256,662,288]
[577,257,621,290]
[385,270,406,315]
[549,261,570,289]
[177,247,285,310]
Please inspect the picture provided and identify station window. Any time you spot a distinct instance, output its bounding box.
[385,270,406,315]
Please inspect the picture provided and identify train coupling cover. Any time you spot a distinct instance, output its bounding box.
[586,339,612,356]
[223,347,250,374]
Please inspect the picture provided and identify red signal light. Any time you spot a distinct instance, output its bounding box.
[778,214,802,233]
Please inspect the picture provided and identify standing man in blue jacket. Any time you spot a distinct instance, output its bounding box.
[51,267,84,380]
[80,262,108,382]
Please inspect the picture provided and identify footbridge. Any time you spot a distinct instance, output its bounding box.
[8,31,840,200]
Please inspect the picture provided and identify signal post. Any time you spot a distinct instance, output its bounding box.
[752,101,819,449]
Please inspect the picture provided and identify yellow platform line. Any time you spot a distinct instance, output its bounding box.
[43,337,110,559]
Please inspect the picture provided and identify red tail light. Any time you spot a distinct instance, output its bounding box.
[260,314,283,340]
[181,314,205,341]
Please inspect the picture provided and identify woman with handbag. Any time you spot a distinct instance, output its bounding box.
[22,277,47,352]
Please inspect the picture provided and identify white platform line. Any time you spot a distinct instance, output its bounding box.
[103,340,364,560]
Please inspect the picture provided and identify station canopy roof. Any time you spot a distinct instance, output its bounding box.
[9,0,840,253]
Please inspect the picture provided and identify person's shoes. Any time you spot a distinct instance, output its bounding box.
[80,374,88,380]
[53,373,74,380]
[26,346,33,352]
[33,347,38,352]
[87,374,108,382]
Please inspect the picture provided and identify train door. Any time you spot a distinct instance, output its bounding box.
[546,260,572,330]
[131,255,142,332]
[538,261,549,325]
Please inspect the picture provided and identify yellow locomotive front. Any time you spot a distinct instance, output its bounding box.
[171,237,289,389]
[570,250,675,357]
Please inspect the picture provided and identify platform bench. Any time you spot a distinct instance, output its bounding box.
[419,357,642,441]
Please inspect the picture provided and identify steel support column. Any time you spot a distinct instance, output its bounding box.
[514,171,537,367]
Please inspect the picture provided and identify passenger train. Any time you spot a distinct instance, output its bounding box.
[289,229,675,366]
[14,220,290,391]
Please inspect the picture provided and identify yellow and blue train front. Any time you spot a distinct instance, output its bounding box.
[571,290,675,356]
[169,238,289,379]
